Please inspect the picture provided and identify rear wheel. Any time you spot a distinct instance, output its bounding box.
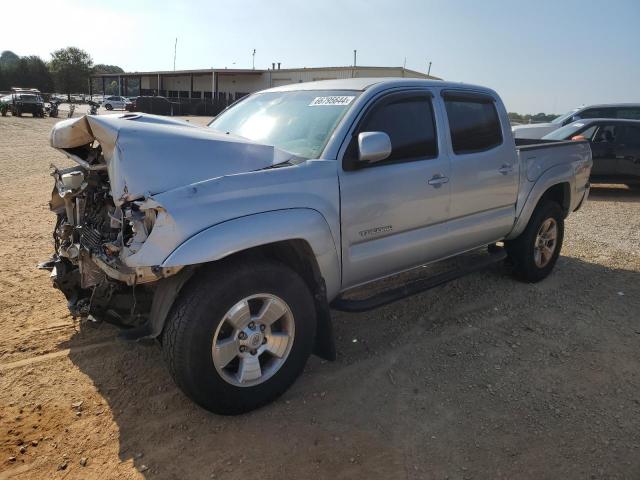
[506,201,564,282]
[105,104,113,110]
[162,259,317,414]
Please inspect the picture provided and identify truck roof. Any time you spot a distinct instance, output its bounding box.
[577,103,640,109]
[265,77,493,94]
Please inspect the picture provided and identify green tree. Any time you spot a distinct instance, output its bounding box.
[49,47,93,99]
[91,64,124,95]
[92,64,124,74]
[0,50,19,68]
[14,56,54,91]
[105,80,119,95]
[0,52,53,91]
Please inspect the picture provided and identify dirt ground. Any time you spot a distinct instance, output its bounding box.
[1,111,639,480]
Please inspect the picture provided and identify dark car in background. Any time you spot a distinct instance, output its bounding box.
[543,119,640,188]
[8,88,45,117]
[132,96,185,115]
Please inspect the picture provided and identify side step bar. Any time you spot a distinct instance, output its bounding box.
[330,249,507,313]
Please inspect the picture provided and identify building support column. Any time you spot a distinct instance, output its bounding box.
[102,77,105,96]
[190,73,193,99]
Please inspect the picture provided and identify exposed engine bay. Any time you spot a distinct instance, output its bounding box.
[45,143,179,325]
[43,112,294,330]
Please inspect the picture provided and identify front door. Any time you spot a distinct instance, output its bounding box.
[339,91,451,288]
[590,124,619,177]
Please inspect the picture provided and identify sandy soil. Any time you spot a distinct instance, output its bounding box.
[0,112,639,480]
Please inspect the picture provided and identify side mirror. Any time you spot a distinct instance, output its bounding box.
[358,131,392,164]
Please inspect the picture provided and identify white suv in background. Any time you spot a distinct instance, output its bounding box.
[101,96,131,111]
[512,103,640,139]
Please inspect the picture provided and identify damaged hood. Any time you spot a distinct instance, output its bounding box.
[50,113,294,205]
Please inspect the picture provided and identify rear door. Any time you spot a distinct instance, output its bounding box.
[614,124,640,179]
[338,90,451,288]
[441,91,518,252]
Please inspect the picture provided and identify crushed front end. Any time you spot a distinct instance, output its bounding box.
[42,118,181,328]
[45,161,179,326]
[42,112,287,331]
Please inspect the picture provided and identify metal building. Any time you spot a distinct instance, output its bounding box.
[91,65,439,114]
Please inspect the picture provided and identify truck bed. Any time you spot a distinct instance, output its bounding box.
[514,137,588,151]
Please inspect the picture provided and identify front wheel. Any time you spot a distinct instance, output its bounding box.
[506,201,564,282]
[162,259,317,415]
[105,104,113,110]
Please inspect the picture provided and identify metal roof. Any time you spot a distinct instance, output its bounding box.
[91,68,264,77]
[263,77,491,93]
[90,65,439,79]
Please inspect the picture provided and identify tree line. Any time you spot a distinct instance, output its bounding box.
[508,111,560,124]
[0,47,124,98]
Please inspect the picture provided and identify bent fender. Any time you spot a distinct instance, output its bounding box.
[162,209,341,300]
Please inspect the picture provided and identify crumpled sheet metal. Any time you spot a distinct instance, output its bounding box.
[50,113,292,206]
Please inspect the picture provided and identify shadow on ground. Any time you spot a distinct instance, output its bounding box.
[64,256,640,479]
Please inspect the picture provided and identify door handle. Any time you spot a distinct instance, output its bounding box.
[498,164,513,175]
[427,174,449,187]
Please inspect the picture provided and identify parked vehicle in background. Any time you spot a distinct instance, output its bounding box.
[0,95,9,116]
[102,95,131,110]
[87,100,100,115]
[46,98,61,118]
[133,96,183,115]
[513,103,640,139]
[9,88,45,117]
[125,97,137,112]
[44,78,592,414]
[543,118,640,188]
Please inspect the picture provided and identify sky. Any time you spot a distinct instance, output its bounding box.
[1,0,638,114]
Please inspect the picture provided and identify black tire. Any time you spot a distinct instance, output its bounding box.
[505,201,564,283]
[105,104,113,111]
[162,258,317,415]
[626,184,640,191]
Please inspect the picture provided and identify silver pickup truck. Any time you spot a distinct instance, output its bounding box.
[44,78,592,414]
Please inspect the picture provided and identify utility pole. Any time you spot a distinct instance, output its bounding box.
[352,50,357,78]
[252,49,256,70]
[427,61,432,76]
[173,38,177,71]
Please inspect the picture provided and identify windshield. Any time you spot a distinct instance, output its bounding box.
[208,90,360,159]
[551,108,581,125]
[542,121,587,140]
[17,94,42,103]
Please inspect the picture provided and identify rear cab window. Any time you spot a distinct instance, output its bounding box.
[443,92,503,154]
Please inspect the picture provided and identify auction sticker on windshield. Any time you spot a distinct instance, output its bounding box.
[309,96,355,106]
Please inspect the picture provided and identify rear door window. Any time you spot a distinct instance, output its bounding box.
[578,107,617,119]
[444,95,503,154]
[616,108,640,120]
[615,125,640,145]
